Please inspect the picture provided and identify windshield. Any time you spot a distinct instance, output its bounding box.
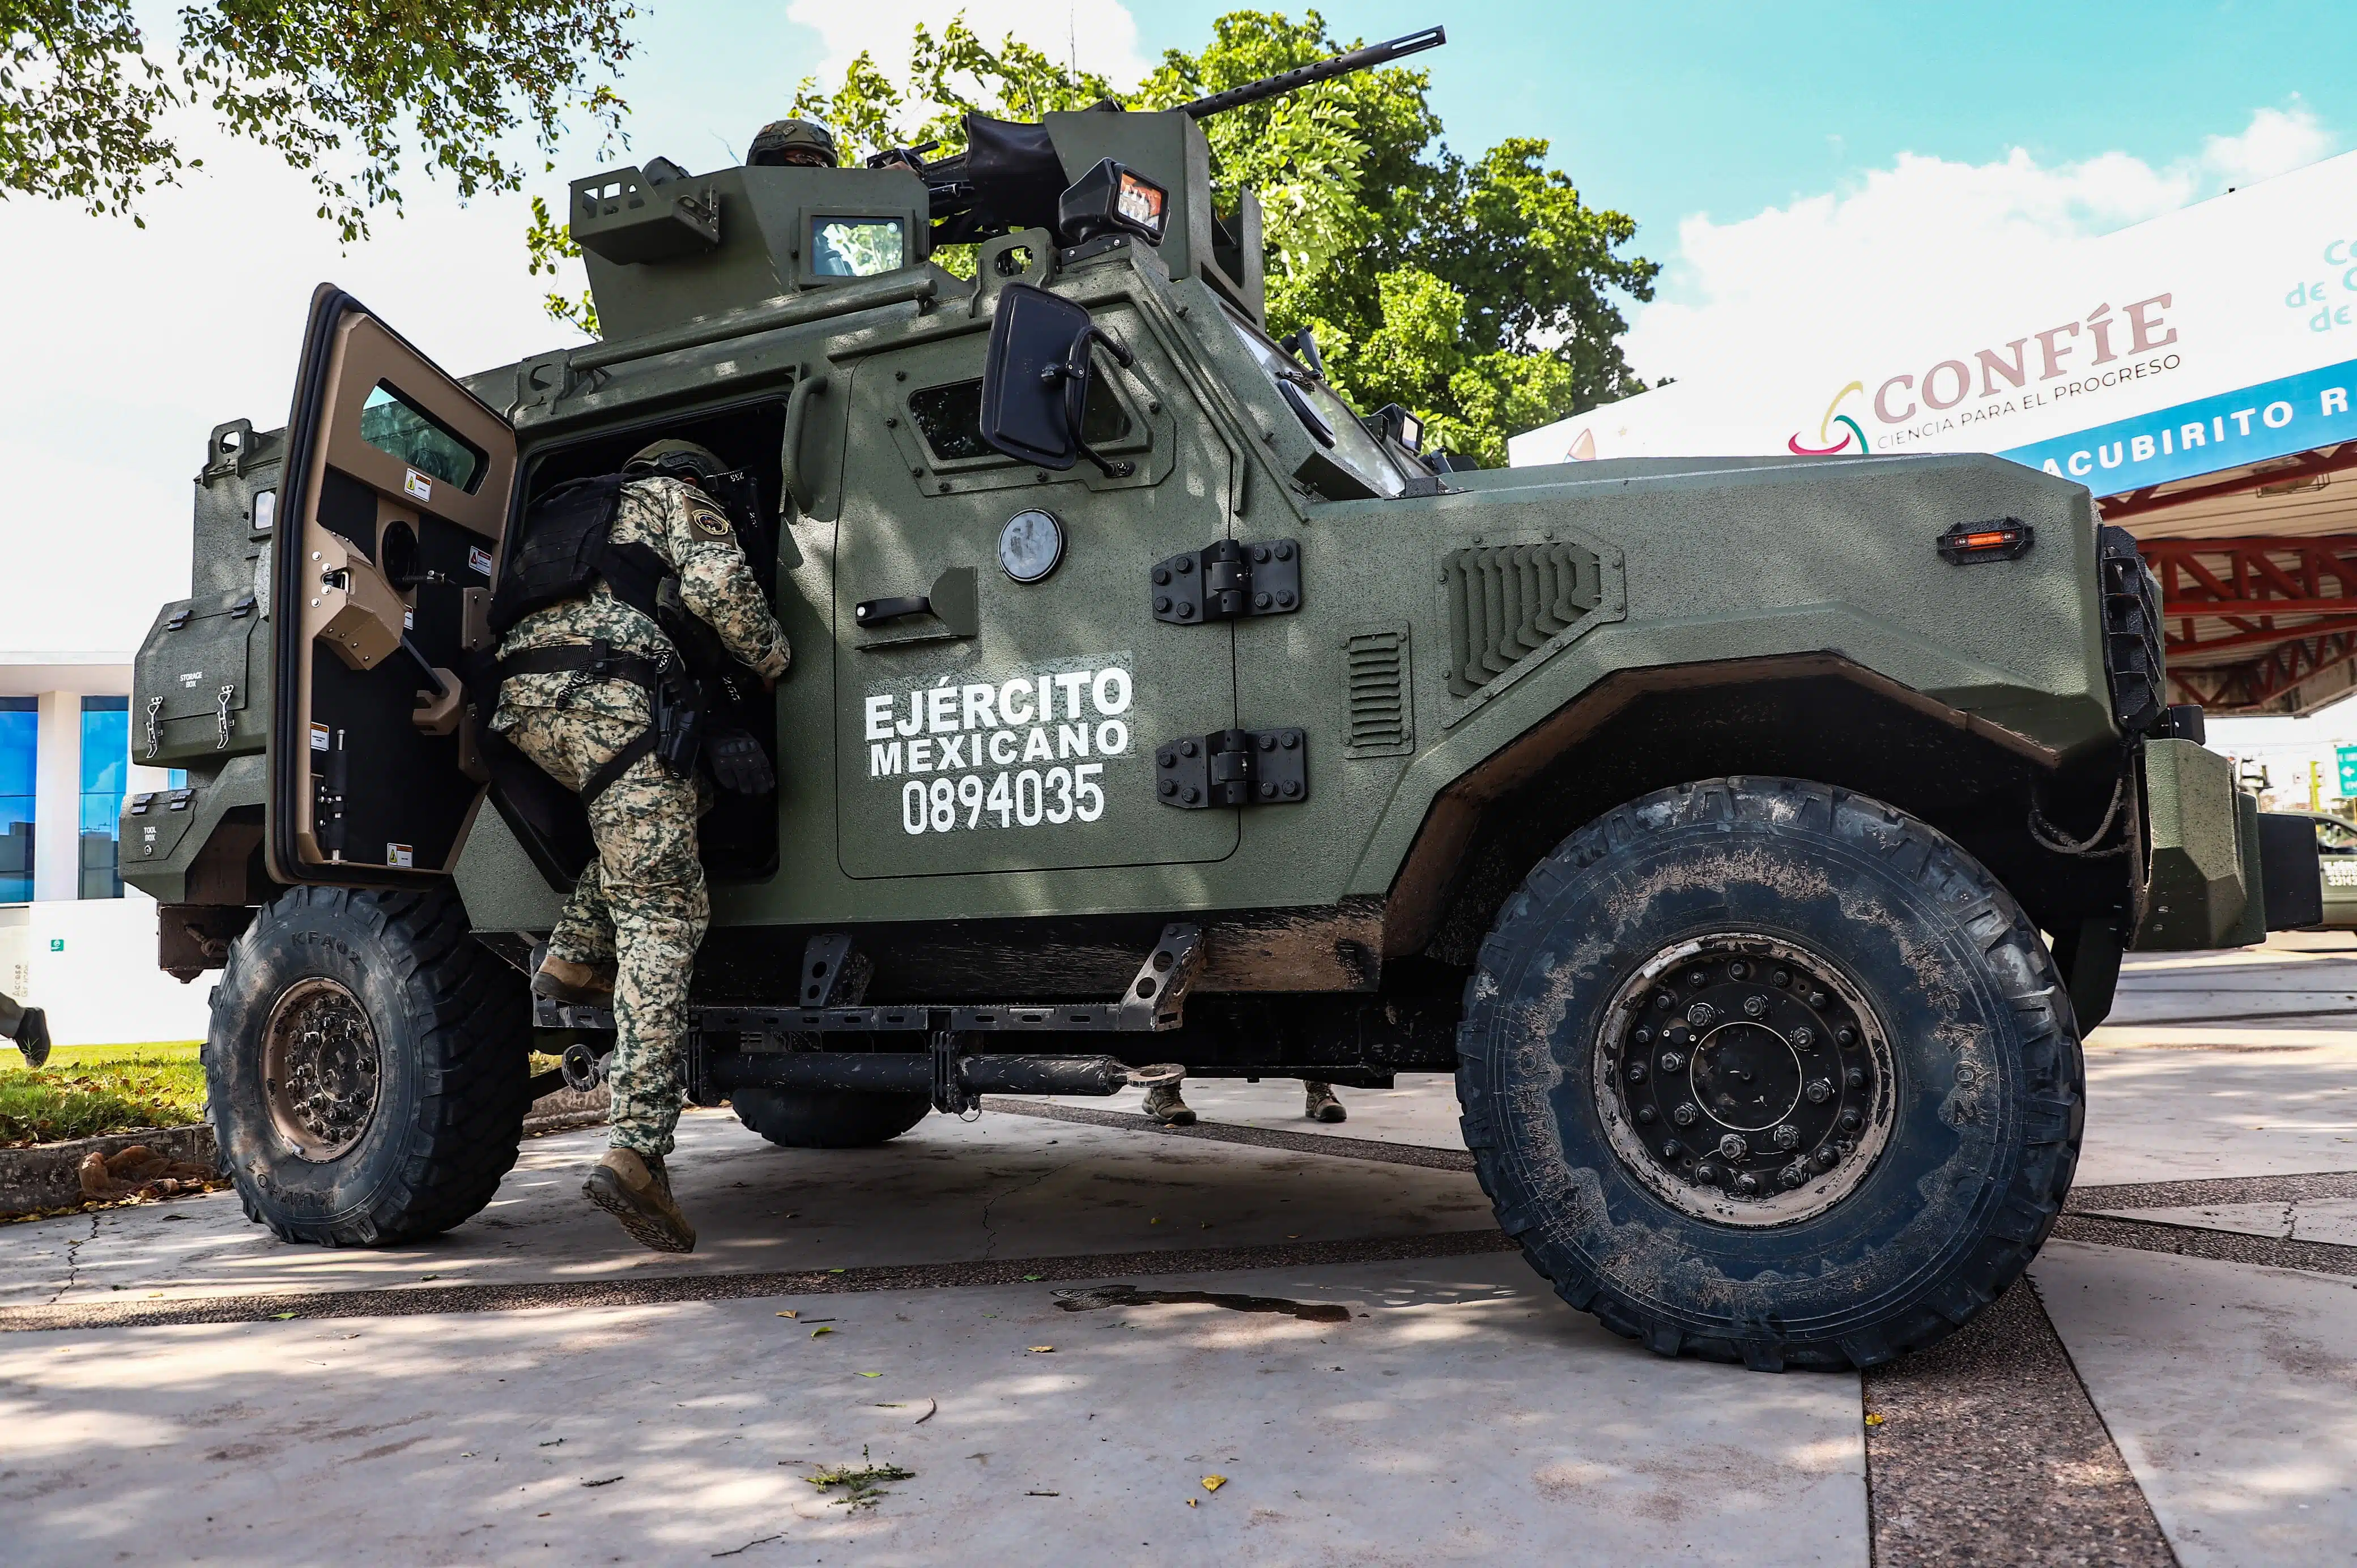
[1220,308,1409,498]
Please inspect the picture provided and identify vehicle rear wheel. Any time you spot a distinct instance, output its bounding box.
[1454,777,2083,1371]
[731,1086,933,1149]
[208,885,532,1246]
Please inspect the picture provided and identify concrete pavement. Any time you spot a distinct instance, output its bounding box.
[1,937,2352,1564]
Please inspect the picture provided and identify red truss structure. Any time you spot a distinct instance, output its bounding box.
[2137,534,2357,710]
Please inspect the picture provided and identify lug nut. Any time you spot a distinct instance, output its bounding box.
[1805,1078,1834,1104]
[1772,969,1790,987]
[1772,1123,1801,1149]
[1662,1140,1683,1159]
[1686,1002,1714,1027]
[1743,994,1768,1018]
[1718,1133,1747,1161]
[1792,1026,1814,1049]
[1626,1062,1648,1084]
[1695,1162,1718,1183]
[1658,1051,1684,1073]
[1633,1027,1652,1046]
[1656,992,1674,1009]
[1728,961,1749,979]
[1734,1174,1759,1196]
[1807,990,1828,1009]
[1636,1106,1657,1125]
[1780,1164,1807,1188]
[1836,1026,1857,1047]
[1840,1109,1862,1132]
[1845,1067,1865,1090]
[1686,969,1708,989]
[1672,1103,1699,1127]
[1814,1147,1840,1170]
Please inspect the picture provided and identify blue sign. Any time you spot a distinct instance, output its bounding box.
[1999,356,2357,492]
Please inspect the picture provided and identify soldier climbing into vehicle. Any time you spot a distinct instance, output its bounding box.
[488,439,790,1253]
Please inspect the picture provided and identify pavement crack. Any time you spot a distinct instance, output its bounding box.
[979,1160,1075,1260]
[47,1214,100,1306]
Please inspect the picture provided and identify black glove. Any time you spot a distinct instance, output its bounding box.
[705,729,776,795]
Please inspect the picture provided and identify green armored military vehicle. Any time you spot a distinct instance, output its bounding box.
[128,29,2317,1369]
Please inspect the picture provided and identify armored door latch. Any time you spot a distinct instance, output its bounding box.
[1151,539,1301,624]
[1155,728,1308,808]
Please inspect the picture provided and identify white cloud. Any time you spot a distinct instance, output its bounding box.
[2201,103,2335,187]
[782,0,1149,94]
[1627,106,2342,388]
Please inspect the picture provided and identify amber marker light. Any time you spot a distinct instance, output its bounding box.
[1936,518,2035,563]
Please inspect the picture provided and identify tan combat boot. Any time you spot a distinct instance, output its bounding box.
[534,956,615,1007]
[1141,1081,1197,1126]
[583,1148,696,1253]
[1304,1083,1347,1123]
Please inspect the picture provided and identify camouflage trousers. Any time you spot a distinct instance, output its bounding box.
[495,704,708,1160]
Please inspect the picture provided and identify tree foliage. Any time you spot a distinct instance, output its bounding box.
[2,0,637,240]
[768,8,1654,462]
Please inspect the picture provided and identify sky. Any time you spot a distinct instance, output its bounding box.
[5,0,2356,701]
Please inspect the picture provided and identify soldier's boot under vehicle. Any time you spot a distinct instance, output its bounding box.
[0,991,48,1069]
[1303,1083,1346,1124]
[584,1148,697,1254]
[533,957,615,1007]
[1141,1082,1197,1126]
[1456,778,2083,1371]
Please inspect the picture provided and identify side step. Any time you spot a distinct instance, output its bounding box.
[533,923,1205,1037]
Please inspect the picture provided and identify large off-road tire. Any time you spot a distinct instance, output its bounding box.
[207,885,533,1246]
[1456,778,2083,1371]
[730,1087,932,1149]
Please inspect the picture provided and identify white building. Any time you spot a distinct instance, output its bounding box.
[0,653,214,1046]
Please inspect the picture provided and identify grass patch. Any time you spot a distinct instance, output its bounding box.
[0,1042,208,1146]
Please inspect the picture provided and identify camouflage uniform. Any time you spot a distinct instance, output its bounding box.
[492,474,789,1158]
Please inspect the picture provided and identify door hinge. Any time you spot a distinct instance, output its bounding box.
[1155,728,1308,808]
[1151,539,1301,624]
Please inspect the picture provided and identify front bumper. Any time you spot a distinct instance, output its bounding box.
[2134,738,2322,948]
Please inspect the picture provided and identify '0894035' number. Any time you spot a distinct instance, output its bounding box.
[901,765,1105,834]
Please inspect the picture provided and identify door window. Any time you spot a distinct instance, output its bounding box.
[360,383,487,492]
[907,377,1130,465]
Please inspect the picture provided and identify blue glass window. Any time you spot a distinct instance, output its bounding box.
[80,697,129,900]
[0,697,31,904]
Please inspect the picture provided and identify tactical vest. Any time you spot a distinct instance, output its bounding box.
[486,474,701,805]
[487,474,671,638]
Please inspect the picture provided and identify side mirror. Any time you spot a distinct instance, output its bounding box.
[980,284,1137,478]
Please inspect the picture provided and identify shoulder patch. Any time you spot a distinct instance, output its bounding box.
[687,502,733,539]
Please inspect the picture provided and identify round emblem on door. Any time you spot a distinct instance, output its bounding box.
[998,508,1065,583]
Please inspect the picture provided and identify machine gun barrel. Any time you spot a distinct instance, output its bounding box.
[1176,25,1445,120]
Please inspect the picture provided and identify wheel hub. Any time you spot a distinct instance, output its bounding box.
[261,977,381,1162]
[1593,934,1894,1226]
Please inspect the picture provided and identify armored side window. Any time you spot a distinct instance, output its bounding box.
[359,382,487,493]
[811,216,908,278]
[908,377,1130,465]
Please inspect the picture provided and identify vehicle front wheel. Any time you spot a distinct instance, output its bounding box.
[208,885,533,1246]
[731,1086,933,1148]
[1455,778,2083,1371]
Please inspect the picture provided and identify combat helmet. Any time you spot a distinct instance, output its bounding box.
[624,438,729,487]
[747,119,839,168]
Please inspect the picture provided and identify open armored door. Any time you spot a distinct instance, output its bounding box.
[268,286,517,885]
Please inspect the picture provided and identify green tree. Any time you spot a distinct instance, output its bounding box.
[3,0,637,240]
